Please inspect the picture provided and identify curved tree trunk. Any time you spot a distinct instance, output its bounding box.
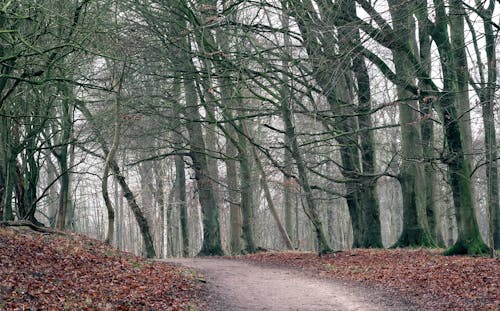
[252,147,294,250]
[79,103,156,258]
[102,65,124,245]
[282,95,333,255]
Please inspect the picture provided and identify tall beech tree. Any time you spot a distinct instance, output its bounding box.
[288,0,382,248]
[466,0,499,251]
[388,0,435,247]
[415,0,445,246]
[429,0,489,255]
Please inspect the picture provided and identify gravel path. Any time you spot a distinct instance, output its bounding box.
[163,258,417,310]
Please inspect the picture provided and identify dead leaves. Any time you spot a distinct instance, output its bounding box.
[0,228,203,310]
[243,249,499,310]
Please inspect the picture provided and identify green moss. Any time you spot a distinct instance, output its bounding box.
[444,239,490,256]
[197,245,224,256]
[318,247,338,256]
[392,227,437,248]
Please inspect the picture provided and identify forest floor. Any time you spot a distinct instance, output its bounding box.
[0,225,205,310]
[166,249,499,310]
[240,249,500,310]
[1,225,498,310]
[164,257,416,310]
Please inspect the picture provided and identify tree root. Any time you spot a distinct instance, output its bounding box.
[0,220,57,234]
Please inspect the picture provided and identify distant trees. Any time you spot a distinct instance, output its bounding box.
[2,0,497,257]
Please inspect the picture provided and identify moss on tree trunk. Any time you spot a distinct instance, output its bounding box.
[441,96,489,256]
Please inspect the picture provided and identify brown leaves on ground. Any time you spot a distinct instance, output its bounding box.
[0,227,203,310]
[243,249,499,310]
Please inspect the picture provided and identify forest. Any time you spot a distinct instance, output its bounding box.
[0,0,499,260]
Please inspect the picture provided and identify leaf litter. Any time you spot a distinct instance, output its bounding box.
[0,227,204,310]
[2,225,498,310]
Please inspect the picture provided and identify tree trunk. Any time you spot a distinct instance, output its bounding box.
[79,104,156,258]
[182,65,223,256]
[225,125,243,254]
[237,123,257,253]
[154,166,165,258]
[204,97,225,250]
[251,138,294,250]
[431,0,489,255]
[449,0,473,166]
[290,0,382,248]
[281,0,295,242]
[469,0,499,251]
[351,29,382,248]
[415,0,445,246]
[102,67,124,245]
[169,79,189,257]
[282,93,333,255]
[441,94,489,255]
[481,1,500,252]
[55,84,73,230]
[388,0,435,248]
[112,161,156,258]
[45,157,58,227]
[138,162,158,251]
[175,155,190,257]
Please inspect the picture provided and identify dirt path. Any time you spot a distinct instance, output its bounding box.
[163,258,417,310]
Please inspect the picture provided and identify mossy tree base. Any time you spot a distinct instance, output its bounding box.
[392,228,436,248]
[197,246,224,257]
[444,239,490,256]
[362,238,384,249]
[318,248,340,256]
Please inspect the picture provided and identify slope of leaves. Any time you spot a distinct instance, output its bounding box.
[242,249,499,310]
[0,227,204,310]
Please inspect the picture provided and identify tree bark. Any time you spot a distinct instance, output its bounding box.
[388,0,435,248]
[182,64,223,256]
[415,0,445,246]
[102,65,124,245]
[172,80,190,257]
[430,0,489,255]
[225,125,243,254]
[236,123,257,253]
[348,0,382,247]
[481,1,500,252]
[289,0,382,248]
[54,84,73,230]
[281,0,295,243]
[175,155,190,257]
[282,93,333,255]
[252,145,294,250]
[79,103,156,258]
[468,0,499,252]
[449,0,474,166]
